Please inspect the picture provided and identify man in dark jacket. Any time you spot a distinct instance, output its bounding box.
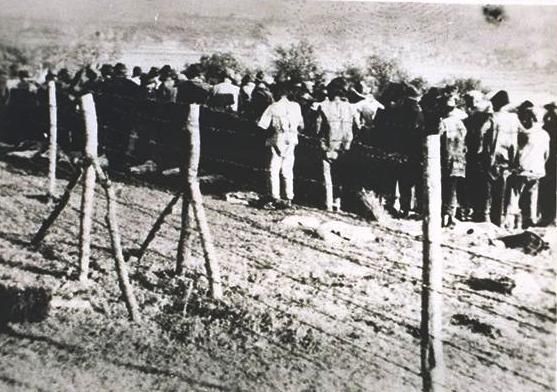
[98,63,141,171]
[540,102,557,225]
[396,84,425,217]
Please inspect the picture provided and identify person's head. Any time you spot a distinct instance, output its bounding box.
[85,67,98,81]
[272,81,290,100]
[18,70,30,81]
[132,66,142,78]
[184,63,203,80]
[241,73,252,86]
[113,63,128,78]
[326,77,348,100]
[142,74,157,90]
[100,64,113,78]
[161,72,176,88]
[544,101,557,113]
[517,100,537,129]
[490,90,510,112]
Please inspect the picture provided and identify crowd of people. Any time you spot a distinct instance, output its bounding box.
[0,62,555,229]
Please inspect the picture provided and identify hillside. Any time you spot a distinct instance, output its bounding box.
[0,1,556,100]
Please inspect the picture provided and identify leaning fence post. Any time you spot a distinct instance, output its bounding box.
[421,133,444,391]
[177,103,223,299]
[93,161,141,322]
[47,80,57,200]
[79,93,98,284]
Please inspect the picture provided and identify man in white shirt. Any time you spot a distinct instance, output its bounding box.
[351,81,384,132]
[212,72,241,112]
[508,101,550,228]
[257,82,304,208]
[315,77,359,212]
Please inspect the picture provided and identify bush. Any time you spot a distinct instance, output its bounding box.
[272,40,321,83]
[441,77,490,96]
[365,55,409,95]
[199,52,243,84]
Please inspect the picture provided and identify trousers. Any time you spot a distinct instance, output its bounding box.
[268,145,295,200]
[508,176,540,224]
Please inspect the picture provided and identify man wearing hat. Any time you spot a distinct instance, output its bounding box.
[315,77,358,211]
[479,89,522,226]
[257,81,304,209]
[507,100,550,228]
[540,101,557,225]
[350,80,384,137]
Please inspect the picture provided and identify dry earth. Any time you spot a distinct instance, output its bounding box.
[0,150,555,392]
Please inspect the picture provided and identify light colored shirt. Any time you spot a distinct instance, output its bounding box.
[352,95,384,129]
[481,109,522,172]
[439,109,468,177]
[258,97,304,153]
[516,125,550,178]
[213,80,240,111]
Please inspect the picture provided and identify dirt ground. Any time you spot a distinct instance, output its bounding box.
[0,151,555,392]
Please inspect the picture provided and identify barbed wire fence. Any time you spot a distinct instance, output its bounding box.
[1,82,554,391]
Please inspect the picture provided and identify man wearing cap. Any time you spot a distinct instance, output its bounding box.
[257,81,304,209]
[439,96,468,226]
[479,90,522,226]
[315,77,358,211]
[507,101,550,228]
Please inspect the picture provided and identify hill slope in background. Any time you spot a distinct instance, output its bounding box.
[0,0,556,101]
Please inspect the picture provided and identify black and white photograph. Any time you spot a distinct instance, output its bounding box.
[0,0,555,390]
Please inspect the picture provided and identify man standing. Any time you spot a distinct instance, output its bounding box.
[212,71,240,112]
[540,102,557,225]
[397,84,425,217]
[508,101,550,228]
[463,92,493,221]
[480,90,521,226]
[257,82,304,209]
[439,96,468,227]
[315,77,358,211]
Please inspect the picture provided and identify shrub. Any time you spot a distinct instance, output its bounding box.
[272,40,321,83]
[198,52,243,84]
[365,55,409,95]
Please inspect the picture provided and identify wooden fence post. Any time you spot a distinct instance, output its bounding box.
[79,93,98,284]
[176,103,222,299]
[176,195,193,275]
[31,167,83,246]
[137,192,181,264]
[421,134,444,391]
[93,162,141,322]
[47,81,57,200]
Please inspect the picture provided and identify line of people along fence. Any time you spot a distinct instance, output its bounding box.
[1,63,555,229]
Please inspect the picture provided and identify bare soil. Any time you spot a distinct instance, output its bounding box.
[0,151,555,392]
